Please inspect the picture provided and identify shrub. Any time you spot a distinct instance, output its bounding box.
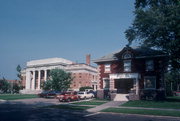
[79,86,93,91]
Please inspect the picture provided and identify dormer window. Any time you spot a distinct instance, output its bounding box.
[124,60,131,72]
[146,60,154,71]
[123,53,132,59]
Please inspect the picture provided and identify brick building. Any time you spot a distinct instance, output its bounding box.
[94,46,167,100]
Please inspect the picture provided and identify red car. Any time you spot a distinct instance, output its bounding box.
[56,91,80,102]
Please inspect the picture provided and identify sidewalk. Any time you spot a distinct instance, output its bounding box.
[116,106,180,111]
[87,101,127,112]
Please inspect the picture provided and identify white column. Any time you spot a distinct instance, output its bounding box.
[38,70,41,90]
[44,70,47,81]
[136,78,139,95]
[32,71,35,90]
[109,79,114,90]
[25,71,31,89]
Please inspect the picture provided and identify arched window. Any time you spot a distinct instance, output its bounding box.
[123,53,132,59]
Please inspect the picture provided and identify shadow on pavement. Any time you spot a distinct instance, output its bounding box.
[0,100,91,121]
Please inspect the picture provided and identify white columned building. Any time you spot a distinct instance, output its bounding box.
[21,57,99,94]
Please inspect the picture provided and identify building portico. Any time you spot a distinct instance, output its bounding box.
[109,73,140,95]
[25,69,50,90]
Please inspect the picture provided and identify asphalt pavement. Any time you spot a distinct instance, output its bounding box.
[0,98,180,121]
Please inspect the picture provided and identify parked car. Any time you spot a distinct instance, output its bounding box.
[46,90,61,98]
[56,91,80,102]
[77,91,94,99]
[87,90,97,98]
[38,91,50,98]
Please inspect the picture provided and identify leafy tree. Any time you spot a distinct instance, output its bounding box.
[42,69,72,91]
[165,69,180,95]
[0,78,10,93]
[12,82,21,93]
[42,80,53,91]
[16,65,22,80]
[125,0,180,69]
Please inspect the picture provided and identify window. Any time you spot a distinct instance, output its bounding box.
[123,53,132,59]
[79,73,82,78]
[144,76,156,89]
[103,78,110,89]
[146,60,154,71]
[104,64,111,72]
[124,60,131,72]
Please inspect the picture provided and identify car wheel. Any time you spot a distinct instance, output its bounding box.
[59,99,62,102]
[84,96,86,100]
[67,98,71,102]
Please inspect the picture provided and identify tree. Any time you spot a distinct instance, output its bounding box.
[16,64,24,90]
[0,78,10,93]
[16,65,22,80]
[42,80,53,91]
[125,0,180,69]
[165,69,180,95]
[12,82,21,93]
[42,69,72,91]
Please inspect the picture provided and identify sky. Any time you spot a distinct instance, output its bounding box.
[0,0,135,79]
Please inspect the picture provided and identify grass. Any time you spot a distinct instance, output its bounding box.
[122,96,180,109]
[46,105,93,110]
[92,98,110,102]
[0,94,38,100]
[101,108,180,117]
[72,101,107,105]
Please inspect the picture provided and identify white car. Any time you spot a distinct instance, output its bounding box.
[77,91,94,99]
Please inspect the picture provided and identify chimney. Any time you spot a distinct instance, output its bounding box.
[86,54,91,65]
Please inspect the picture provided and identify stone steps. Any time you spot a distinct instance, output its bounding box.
[113,94,129,101]
[20,89,42,94]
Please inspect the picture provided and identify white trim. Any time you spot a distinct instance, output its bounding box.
[110,73,140,79]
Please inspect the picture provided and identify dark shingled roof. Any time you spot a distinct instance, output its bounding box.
[94,46,166,63]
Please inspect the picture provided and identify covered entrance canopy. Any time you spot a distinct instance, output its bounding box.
[115,79,134,94]
[109,73,140,94]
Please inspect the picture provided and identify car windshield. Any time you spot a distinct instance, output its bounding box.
[78,92,84,94]
[61,92,70,95]
[42,91,49,94]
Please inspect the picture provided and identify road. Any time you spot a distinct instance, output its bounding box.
[0,103,180,121]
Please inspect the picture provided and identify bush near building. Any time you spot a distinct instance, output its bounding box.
[0,78,22,94]
[79,86,93,91]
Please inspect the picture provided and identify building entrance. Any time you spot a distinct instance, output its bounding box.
[114,79,134,94]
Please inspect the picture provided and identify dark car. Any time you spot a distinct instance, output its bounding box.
[38,91,50,98]
[56,91,80,102]
[46,90,61,98]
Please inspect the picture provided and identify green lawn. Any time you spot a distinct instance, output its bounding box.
[92,98,110,102]
[45,105,93,110]
[101,108,180,117]
[0,94,38,100]
[72,101,107,105]
[122,96,180,109]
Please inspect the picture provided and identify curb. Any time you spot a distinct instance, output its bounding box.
[0,99,6,102]
[99,112,180,119]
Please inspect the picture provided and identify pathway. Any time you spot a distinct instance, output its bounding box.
[87,101,127,112]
